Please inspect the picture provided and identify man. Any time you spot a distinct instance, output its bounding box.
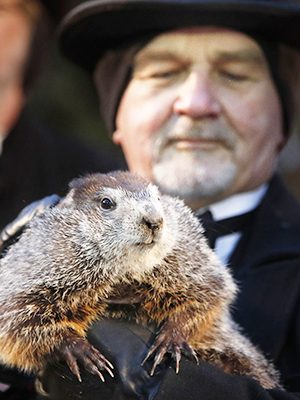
[7,0,300,398]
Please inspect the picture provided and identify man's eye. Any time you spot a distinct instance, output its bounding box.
[220,71,248,82]
[150,70,178,79]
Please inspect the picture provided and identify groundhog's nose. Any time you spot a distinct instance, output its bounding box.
[142,216,163,234]
[141,205,164,241]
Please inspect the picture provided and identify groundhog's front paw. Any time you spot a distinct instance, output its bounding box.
[54,336,114,382]
[142,321,198,375]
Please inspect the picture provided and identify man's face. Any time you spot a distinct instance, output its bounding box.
[113,27,284,209]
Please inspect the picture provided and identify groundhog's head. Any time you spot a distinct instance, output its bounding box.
[57,171,177,276]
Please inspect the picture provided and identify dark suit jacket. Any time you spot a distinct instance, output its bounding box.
[154,174,300,399]
[230,174,300,386]
[0,109,125,230]
[38,174,300,400]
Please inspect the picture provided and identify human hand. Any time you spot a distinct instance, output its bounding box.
[38,319,282,400]
[37,319,170,400]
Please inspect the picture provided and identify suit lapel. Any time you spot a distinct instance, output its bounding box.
[228,175,300,362]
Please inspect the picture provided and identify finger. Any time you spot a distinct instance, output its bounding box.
[141,334,167,366]
[182,342,199,364]
[82,356,103,376]
[141,348,154,366]
[103,365,115,378]
[150,343,169,376]
[64,349,82,382]
[83,362,105,382]
[91,355,115,378]
[172,343,181,373]
[88,347,114,372]
[95,369,105,382]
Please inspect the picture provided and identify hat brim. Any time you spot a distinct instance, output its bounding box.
[59,0,300,72]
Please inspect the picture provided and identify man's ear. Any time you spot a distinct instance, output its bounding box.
[112,129,122,145]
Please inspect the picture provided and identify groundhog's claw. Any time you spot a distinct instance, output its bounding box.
[181,341,199,366]
[142,321,198,375]
[55,336,114,382]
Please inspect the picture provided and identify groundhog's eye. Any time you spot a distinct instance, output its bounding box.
[100,197,115,210]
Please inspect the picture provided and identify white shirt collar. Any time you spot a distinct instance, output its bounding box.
[198,184,268,222]
[196,184,269,265]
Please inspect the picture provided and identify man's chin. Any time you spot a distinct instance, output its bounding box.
[152,161,237,204]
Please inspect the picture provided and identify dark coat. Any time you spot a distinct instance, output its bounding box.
[152,174,300,399]
[0,109,125,231]
[37,174,300,400]
[230,174,300,388]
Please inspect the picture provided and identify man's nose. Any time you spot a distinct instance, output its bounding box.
[173,70,221,119]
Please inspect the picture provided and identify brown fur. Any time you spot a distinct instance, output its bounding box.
[0,171,281,388]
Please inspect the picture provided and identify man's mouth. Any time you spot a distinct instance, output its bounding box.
[167,137,225,150]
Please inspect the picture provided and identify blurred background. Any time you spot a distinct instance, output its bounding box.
[28,0,126,165]
[28,44,126,163]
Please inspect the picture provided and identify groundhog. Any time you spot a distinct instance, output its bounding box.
[0,171,281,389]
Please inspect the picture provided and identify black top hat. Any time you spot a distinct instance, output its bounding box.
[59,0,300,72]
[41,0,79,24]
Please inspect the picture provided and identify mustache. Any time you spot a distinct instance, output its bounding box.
[153,120,236,159]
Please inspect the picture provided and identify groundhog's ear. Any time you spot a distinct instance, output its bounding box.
[69,176,87,190]
[56,189,76,210]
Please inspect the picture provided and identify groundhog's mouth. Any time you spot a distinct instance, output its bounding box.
[136,240,156,247]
